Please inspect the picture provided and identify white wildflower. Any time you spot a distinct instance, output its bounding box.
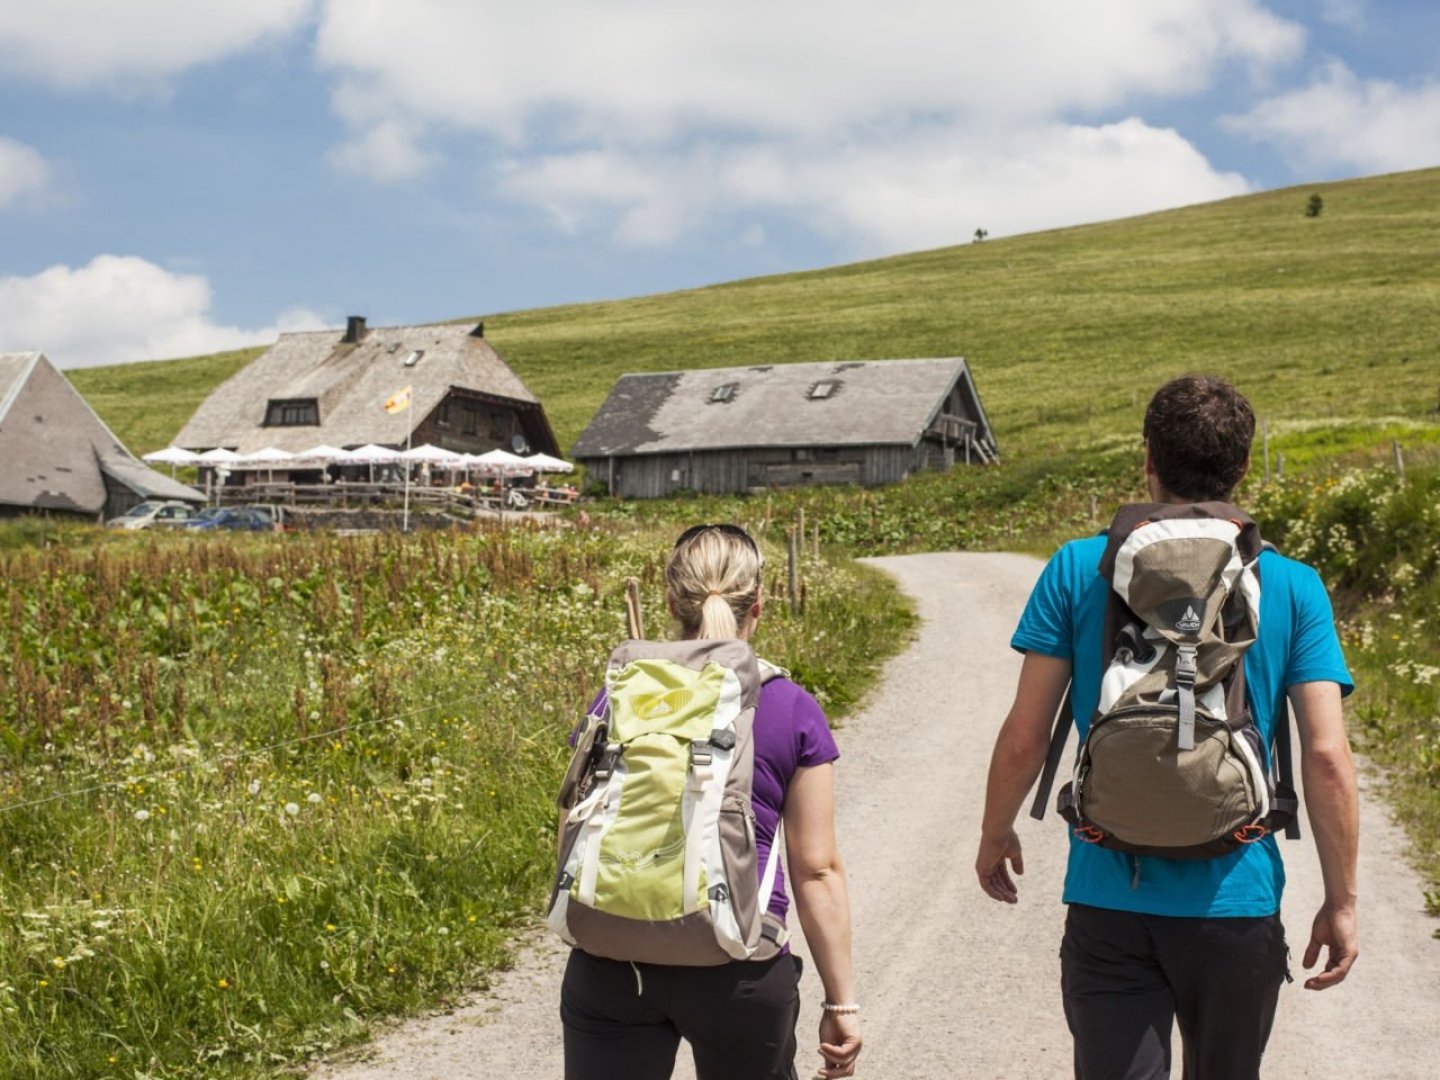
[307,792,322,805]
[284,802,300,817]
[134,809,150,822]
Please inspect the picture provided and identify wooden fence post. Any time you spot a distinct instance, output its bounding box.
[797,508,806,559]
[786,526,798,616]
[1394,439,1406,482]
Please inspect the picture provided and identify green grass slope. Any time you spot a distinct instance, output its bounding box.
[73,167,1439,461]
[68,347,265,455]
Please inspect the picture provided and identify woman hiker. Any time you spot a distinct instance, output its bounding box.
[558,524,863,1079]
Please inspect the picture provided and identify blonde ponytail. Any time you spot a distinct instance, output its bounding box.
[666,527,762,641]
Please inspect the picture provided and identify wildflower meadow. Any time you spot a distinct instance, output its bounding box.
[0,523,913,1078]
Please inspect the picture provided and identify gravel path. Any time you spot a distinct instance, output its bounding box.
[313,552,1440,1079]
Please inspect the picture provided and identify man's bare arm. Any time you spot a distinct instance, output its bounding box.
[975,652,1071,903]
[1290,680,1359,990]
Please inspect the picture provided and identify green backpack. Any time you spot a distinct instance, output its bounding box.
[548,638,787,965]
[1031,502,1299,859]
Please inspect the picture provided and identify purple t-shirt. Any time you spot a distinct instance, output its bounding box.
[578,675,839,924]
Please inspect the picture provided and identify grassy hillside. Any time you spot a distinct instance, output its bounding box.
[68,347,265,455]
[74,167,1440,463]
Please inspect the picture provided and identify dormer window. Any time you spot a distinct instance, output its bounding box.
[403,349,424,367]
[265,398,319,426]
[709,383,738,404]
[808,380,840,400]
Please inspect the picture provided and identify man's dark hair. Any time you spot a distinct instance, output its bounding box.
[1143,375,1255,501]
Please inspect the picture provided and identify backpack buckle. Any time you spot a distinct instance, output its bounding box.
[1173,644,1198,688]
[593,744,620,780]
[689,740,714,768]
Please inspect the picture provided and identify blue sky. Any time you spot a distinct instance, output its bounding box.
[1,1,1437,368]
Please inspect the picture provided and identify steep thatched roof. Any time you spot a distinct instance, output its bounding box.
[0,352,203,514]
[571,357,995,458]
[174,320,556,454]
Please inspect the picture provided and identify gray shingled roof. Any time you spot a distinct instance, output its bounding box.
[174,321,547,454]
[571,357,993,457]
[0,351,202,514]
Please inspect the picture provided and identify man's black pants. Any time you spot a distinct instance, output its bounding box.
[1061,904,1290,1080]
[561,948,802,1080]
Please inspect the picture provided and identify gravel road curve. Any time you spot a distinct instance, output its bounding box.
[313,552,1440,1079]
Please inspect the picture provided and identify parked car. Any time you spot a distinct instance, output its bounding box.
[183,507,273,532]
[106,500,199,530]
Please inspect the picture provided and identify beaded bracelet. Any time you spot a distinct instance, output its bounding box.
[821,1002,861,1015]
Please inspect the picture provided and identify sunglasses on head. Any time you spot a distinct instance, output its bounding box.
[673,523,759,555]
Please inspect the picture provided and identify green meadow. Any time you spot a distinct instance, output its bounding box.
[10,166,1439,1075]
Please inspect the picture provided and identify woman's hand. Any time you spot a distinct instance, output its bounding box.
[816,1011,862,1078]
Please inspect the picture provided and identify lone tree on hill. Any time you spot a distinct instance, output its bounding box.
[973,227,989,242]
[1306,193,1324,218]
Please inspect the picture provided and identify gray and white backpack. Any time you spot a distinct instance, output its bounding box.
[1031,502,1298,859]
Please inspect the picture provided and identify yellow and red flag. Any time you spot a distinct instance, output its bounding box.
[384,385,413,414]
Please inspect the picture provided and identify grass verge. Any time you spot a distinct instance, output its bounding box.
[0,524,913,1078]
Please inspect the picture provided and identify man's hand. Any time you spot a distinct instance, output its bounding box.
[1303,902,1358,990]
[975,829,1025,903]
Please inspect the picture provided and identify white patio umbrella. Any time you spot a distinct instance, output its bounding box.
[142,446,200,466]
[291,444,355,465]
[469,448,533,475]
[523,452,574,473]
[399,443,466,468]
[238,446,296,468]
[142,445,200,477]
[346,443,403,464]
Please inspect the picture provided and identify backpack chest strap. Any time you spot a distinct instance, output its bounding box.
[1175,644,1198,751]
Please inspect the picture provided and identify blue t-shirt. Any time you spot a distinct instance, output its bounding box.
[1012,535,1353,917]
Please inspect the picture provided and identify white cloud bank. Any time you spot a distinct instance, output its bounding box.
[0,136,51,207]
[1224,60,1440,174]
[504,119,1250,253]
[0,1,313,89]
[0,255,327,369]
[312,0,1297,251]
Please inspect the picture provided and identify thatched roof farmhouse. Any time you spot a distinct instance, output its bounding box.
[0,351,203,520]
[572,357,997,498]
[175,317,560,459]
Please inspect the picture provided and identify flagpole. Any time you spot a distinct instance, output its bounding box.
[402,421,412,534]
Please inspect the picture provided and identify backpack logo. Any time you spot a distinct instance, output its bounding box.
[634,689,693,721]
[1175,605,1202,633]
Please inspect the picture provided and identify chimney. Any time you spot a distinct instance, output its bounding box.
[470,321,485,338]
[343,315,369,344]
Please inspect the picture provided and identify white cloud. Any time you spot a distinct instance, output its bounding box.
[0,136,51,207]
[314,0,1295,251]
[0,1,313,89]
[498,120,1249,254]
[328,119,436,183]
[315,0,1302,144]
[0,255,328,368]
[1319,1,1366,30]
[1223,60,1440,173]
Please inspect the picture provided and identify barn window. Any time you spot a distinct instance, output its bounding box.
[462,405,478,435]
[808,380,841,400]
[265,398,319,426]
[709,383,738,404]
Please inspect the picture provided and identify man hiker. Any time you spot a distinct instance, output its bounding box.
[975,374,1359,1078]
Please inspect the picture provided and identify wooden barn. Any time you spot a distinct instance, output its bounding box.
[174,317,560,470]
[572,357,997,498]
[0,351,204,520]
